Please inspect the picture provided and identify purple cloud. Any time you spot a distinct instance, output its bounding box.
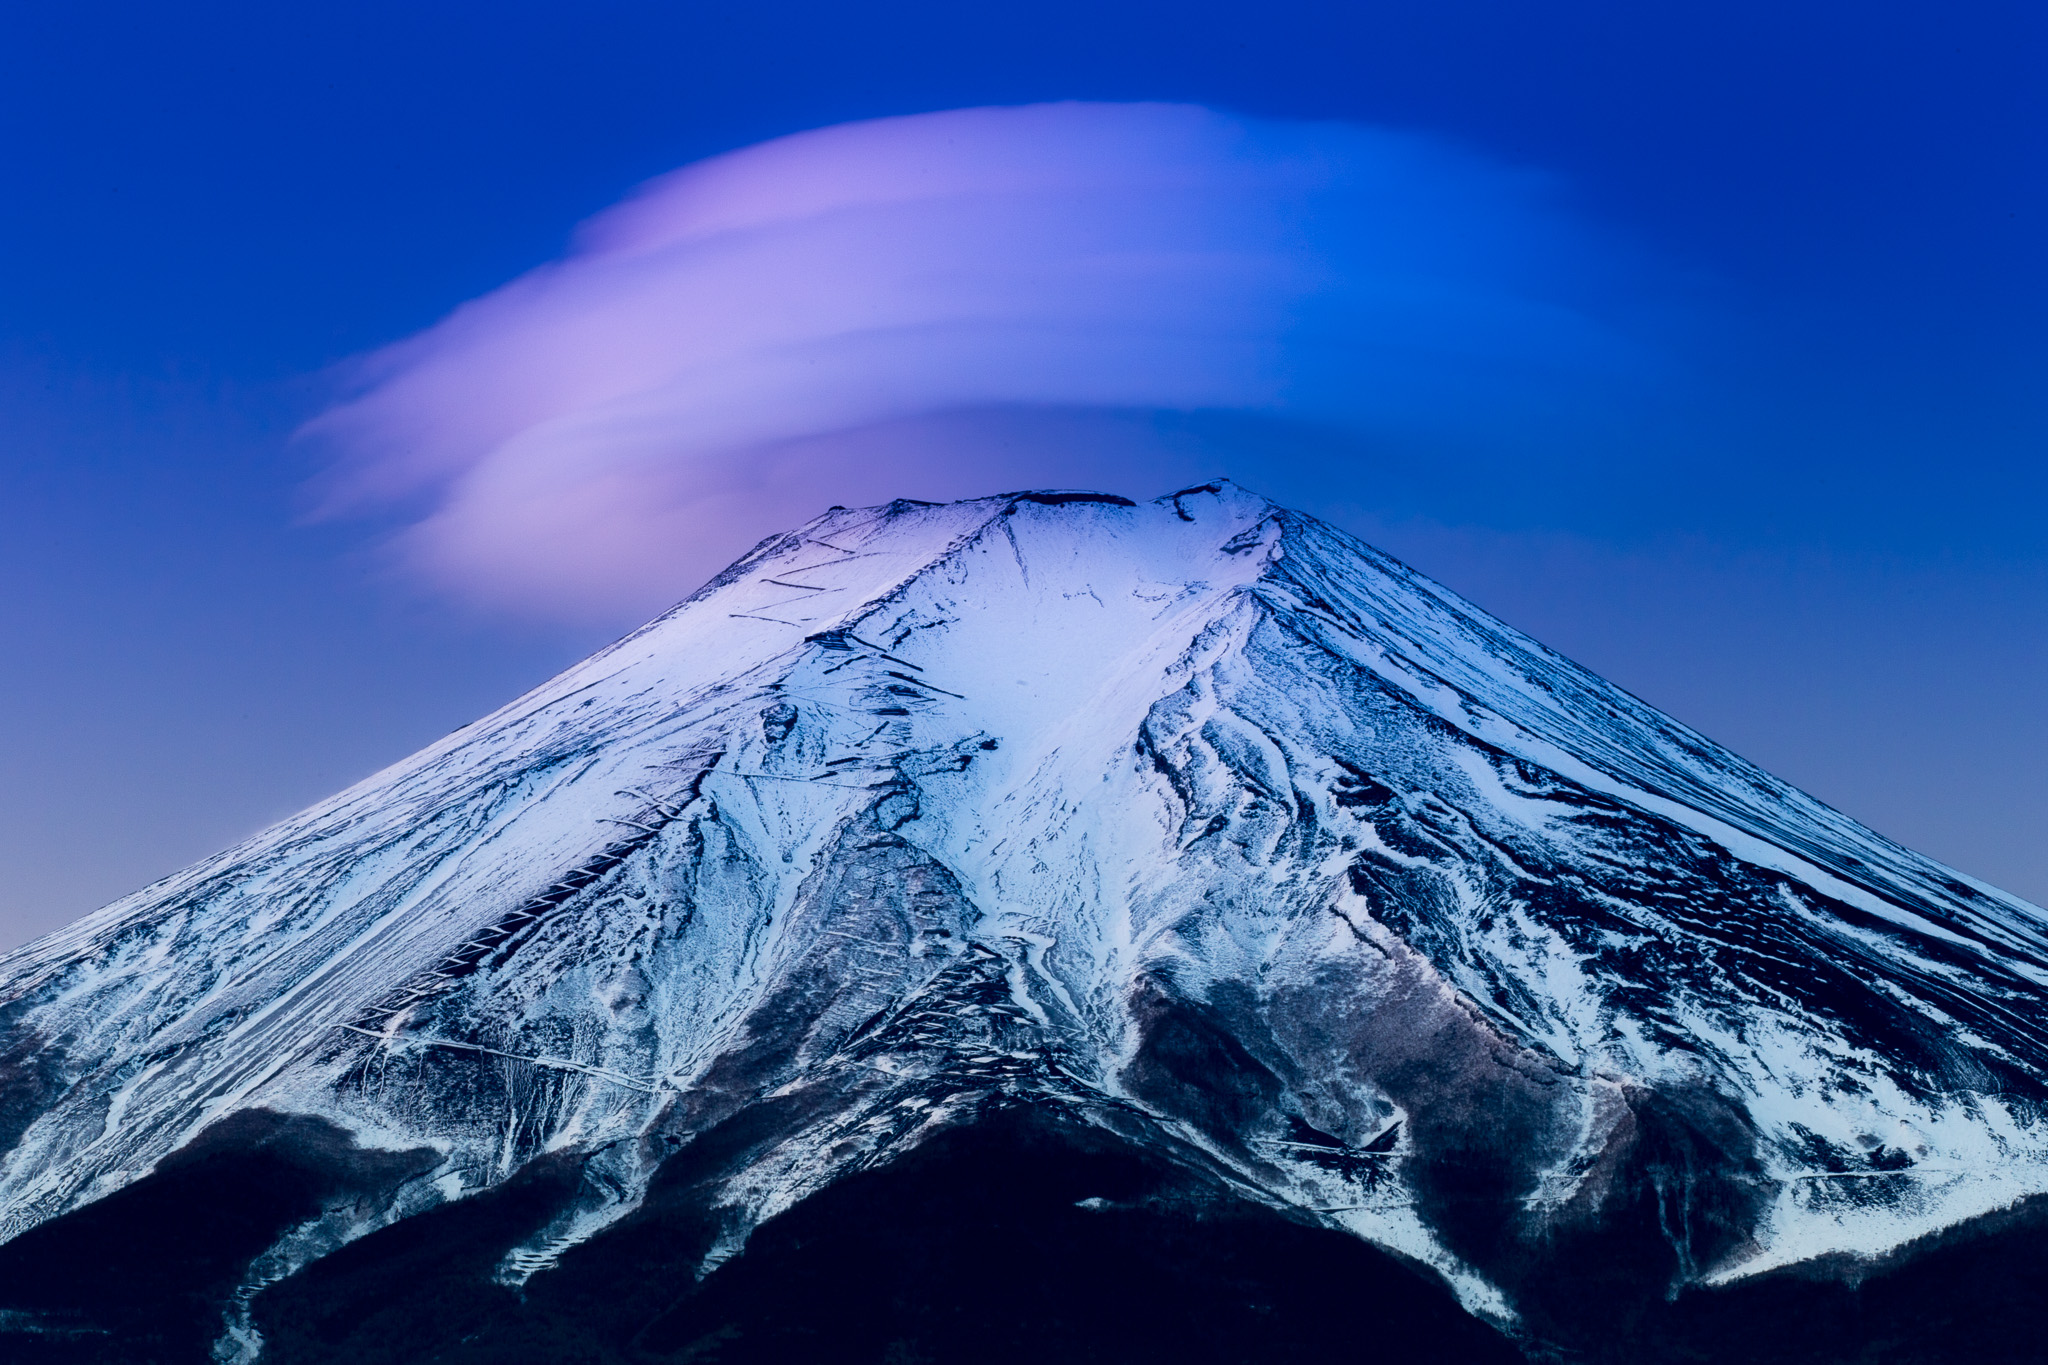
[305,101,1662,621]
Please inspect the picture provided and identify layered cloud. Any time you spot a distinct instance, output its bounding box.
[305,101,1666,620]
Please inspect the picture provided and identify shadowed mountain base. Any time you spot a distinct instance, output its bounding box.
[253,1107,1520,1365]
[0,1111,437,1365]
[4,1109,2048,1362]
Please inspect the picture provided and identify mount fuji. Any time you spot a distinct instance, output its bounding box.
[4,482,2047,1363]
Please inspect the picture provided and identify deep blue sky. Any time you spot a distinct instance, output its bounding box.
[3,0,2044,944]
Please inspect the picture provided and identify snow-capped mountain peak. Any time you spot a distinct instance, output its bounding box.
[4,481,2045,1359]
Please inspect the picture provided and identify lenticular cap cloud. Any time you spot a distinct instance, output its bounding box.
[304,101,1660,621]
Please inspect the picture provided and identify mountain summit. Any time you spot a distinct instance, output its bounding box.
[4,483,2047,1363]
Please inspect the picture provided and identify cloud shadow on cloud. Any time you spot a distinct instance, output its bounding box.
[302,101,1682,623]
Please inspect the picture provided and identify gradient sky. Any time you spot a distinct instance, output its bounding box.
[2,0,2044,947]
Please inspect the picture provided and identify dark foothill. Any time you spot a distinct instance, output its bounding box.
[243,1108,1521,1365]
[0,1110,437,1365]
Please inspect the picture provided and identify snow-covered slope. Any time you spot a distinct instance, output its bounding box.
[3,482,2046,1352]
